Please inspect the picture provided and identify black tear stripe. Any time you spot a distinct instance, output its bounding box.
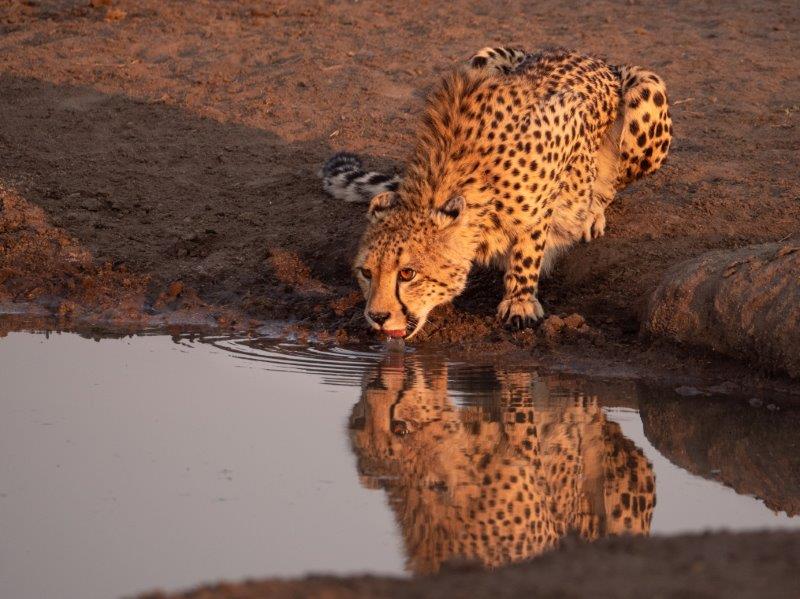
[396,277,410,318]
[395,277,419,334]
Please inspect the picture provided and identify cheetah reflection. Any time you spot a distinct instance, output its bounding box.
[349,355,655,574]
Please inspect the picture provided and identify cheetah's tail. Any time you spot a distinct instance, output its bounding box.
[614,66,673,189]
[319,152,401,204]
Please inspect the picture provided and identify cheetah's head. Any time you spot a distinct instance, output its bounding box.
[353,192,473,340]
[348,356,457,488]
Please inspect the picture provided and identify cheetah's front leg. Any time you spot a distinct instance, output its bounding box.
[497,231,548,330]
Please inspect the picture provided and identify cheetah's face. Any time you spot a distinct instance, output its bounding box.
[349,361,458,486]
[353,193,473,340]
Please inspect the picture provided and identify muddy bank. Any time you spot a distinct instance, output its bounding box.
[644,243,800,378]
[141,531,800,599]
[0,187,253,329]
[1,0,799,380]
[6,176,799,396]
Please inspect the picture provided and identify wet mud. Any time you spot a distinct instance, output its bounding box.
[143,531,800,599]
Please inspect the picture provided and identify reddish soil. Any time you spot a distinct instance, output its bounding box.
[0,1,798,379]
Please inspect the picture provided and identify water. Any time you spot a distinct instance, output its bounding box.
[1,331,798,598]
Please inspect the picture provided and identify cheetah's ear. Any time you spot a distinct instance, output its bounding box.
[431,195,466,229]
[367,191,398,223]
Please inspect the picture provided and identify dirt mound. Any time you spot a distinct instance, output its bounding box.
[140,531,800,599]
[644,243,800,378]
[0,186,244,328]
[0,186,148,320]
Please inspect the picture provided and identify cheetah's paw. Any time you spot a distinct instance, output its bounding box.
[497,297,545,331]
[582,208,606,242]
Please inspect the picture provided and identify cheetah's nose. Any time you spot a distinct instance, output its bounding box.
[368,312,390,326]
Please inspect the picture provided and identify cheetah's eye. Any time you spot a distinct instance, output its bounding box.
[358,267,372,280]
[398,268,416,282]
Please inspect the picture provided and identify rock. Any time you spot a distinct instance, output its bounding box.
[705,381,738,395]
[562,313,586,329]
[167,281,184,298]
[675,385,704,397]
[643,243,800,378]
[540,315,565,340]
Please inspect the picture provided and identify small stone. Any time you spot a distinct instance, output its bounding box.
[748,397,764,408]
[105,8,127,21]
[167,281,184,297]
[562,313,585,329]
[540,315,565,340]
[706,381,738,395]
[675,385,704,397]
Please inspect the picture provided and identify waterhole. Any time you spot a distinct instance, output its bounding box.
[1,331,798,599]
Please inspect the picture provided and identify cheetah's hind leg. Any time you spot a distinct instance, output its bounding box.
[579,109,626,243]
[576,66,674,242]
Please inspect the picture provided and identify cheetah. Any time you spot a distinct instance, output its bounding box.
[321,47,672,338]
[349,355,656,574]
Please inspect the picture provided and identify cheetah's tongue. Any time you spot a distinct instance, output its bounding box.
[383,329,406,339]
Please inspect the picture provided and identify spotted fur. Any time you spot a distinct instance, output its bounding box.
[322,47,672,336]
[349,359,656,574]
